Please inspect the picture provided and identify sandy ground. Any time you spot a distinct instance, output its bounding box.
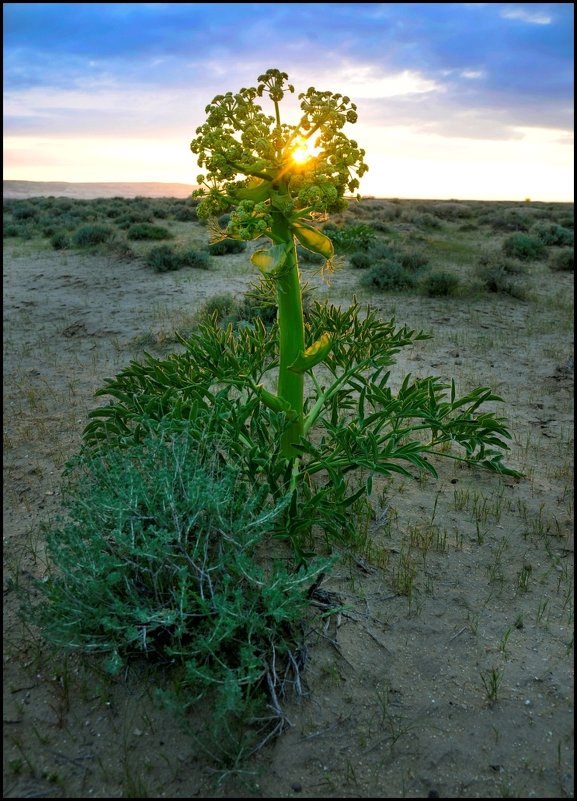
[3,190,574,798]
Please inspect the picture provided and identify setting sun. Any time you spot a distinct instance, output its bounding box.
[290,137,318,165]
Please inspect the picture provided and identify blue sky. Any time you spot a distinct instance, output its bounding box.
[3,2,574,200]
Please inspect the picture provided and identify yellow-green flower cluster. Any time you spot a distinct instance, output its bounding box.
[190,68,368,228]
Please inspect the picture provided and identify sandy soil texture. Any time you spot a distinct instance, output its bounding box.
[3,191,574,798]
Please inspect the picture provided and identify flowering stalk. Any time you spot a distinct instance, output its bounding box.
[191,68,368,458]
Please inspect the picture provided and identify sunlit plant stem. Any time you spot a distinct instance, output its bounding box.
[191,68,368,458]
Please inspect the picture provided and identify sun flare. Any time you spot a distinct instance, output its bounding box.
[290,137,318,165]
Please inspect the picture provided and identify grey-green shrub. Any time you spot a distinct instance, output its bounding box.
[146,245,179,272]
[30,425,327,753]
[502,233,546,261]
[531,222,573,247]
[476,264,528,299]
[548,248,574,272]
[397,249,430,272]
[325,223,375,253]
[71,224,115,247]
[127,223,172,241]
[146,245,210,271]
[361,261,418,291]
[349,251,372,269]
[208,239,247,255]
[177,249,210,269]
[50,232,70,250]
[422,271,460,297]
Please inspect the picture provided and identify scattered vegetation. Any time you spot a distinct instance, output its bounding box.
[11,70,538,763]
[3,178,573,792]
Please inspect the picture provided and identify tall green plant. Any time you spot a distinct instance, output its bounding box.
[191,68,367,456]
[30,70,522,748]
[85,68,520,557]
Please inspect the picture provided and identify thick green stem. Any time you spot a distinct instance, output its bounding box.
[272,214,305,458]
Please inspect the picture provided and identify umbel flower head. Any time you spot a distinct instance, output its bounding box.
[190,68,368,239]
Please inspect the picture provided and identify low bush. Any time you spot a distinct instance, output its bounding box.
[127,223,172,241]
[475,264,528,299]
[397,249,430,272]
[531,222,573,247]
[50,232,70,250]
[173,205,198,222]
[11,203,39,221]
[548,248,574,272]
[325,223,375,253]
[413,213,443,230]
[421,271,460,297]
[349,251,372,269]
[502,233,546,261]
[176,249,210,269]
[361,260,418,291]
[71,224,115,247]
[146,245,210,272]
[208,239,247,255]
[146,245,179,272]
[30,426,328,754]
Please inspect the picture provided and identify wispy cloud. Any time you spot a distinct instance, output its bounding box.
[500,6,553,24]
[3,2,573,199]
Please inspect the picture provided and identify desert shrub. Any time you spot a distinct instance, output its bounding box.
[50,232,70,250]
[11,203,39,221]
[105,239,136,261]
[116,210,154,229]
[325,223,375,253]
[368,220,392,233]
[146,245,179,272]
[502,233,546,261]
[548,248,574,272]
[476,252,528,276]
[361,261,418,291]
[103,205,124,219]
[531,222,573,247]
[195,293,238,324]
[127,223,172,241]
[422,271,460,297]
[483,209,532,232]
[397,249,430,272]
[71,224,115,248]
[475,262,528,299]
[173,205,197,222]
[146,245,209,271]
[374,201,401,221]
[413,213,443,230]
[3,223,26,238]
[208,239,247,255]
[349,251,372,269]
[30,425,327,753]
[367,242,399,262]
[429,202,472,221]
[176,249,210,269]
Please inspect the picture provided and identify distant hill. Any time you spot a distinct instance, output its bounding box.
[3,180,197,199]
